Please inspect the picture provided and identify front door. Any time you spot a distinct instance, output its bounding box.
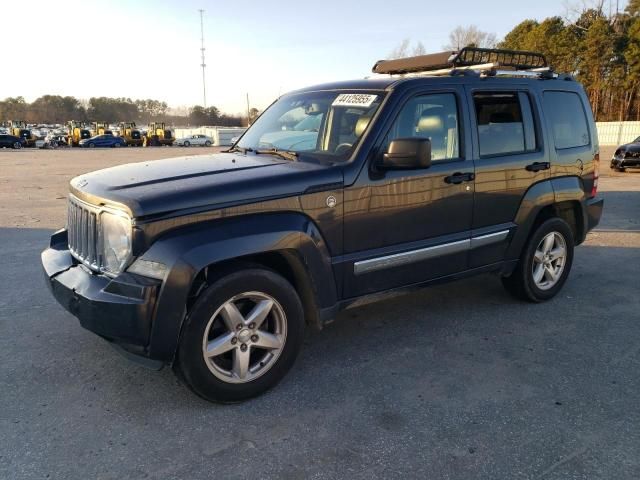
[342,88,475,298]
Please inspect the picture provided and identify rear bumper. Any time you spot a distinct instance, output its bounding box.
[585,197,604,232]
[42,230,162,360]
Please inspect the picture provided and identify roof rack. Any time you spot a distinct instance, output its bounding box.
[372,47,560,80]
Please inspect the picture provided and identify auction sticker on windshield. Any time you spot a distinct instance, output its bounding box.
[332,94,378,108]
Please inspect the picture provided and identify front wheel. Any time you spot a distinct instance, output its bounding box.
[174,268,305,403]
[183,140,190,147]
[502,217,574,302]
[114,142,121,148]
[205,140,212,147]
[13,141,22,149]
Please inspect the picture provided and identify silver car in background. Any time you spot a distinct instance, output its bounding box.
[176,134,213,147]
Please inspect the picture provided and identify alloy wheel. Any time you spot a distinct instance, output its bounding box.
[202,291,287,384]
[532,231,567,291]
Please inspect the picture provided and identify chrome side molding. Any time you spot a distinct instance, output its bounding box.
[354,230,510,275]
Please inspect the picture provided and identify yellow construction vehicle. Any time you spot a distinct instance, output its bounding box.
[118,122,143,147]
[90,122,113,137]
[7,120,37,147]
[66,121,92,147]
[144,122,175,146]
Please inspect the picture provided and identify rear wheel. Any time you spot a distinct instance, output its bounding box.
[502,217,574,302]
[205,140,212,147]
[174,268,305,403]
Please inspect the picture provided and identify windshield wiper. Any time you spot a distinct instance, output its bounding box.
[226,145,254,154]
[254,148,298,162]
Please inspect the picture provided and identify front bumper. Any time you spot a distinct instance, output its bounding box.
[42,229,161,359]
[611,156,640,169]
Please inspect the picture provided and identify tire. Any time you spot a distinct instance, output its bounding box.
[184,141,190,147]
[13,142,22,149]
[205,140,212,147]
[174,268,305,403]
[502,217,574,302]
[616,167,626,173]
[88,142,95,148]
[114,142,121,148]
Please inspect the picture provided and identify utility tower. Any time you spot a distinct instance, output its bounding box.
[199,9,207,108]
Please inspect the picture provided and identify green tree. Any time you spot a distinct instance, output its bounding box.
[626,0,640,16]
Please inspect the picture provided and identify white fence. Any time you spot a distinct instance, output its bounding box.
[174,123,637,147]
[596,122,640,145]
[173,126,247,146]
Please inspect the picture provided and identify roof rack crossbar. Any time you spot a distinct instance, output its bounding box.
[373,47,550,76]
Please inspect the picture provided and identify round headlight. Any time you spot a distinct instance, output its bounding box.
[99,211,132,275]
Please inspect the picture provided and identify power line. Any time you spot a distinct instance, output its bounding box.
[199,9,207,108]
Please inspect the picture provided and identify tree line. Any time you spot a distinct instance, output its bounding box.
[0,95,246,127]
[391,1,640,122]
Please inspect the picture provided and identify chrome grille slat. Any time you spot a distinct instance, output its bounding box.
[67,195,102,271]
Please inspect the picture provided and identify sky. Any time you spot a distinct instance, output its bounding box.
[1,0,628,114]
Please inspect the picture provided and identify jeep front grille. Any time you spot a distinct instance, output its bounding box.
[67,195,101,271]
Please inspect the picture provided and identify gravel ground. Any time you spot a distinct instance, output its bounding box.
[1,146,639,479]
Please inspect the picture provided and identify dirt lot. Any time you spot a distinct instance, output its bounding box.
[1,146,639,479]
[0,146,225,229]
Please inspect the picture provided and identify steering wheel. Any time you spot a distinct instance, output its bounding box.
[334,143,353,155]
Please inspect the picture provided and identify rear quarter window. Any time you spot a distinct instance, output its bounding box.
[543,91,590,149]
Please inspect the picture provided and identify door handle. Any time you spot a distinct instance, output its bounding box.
[444,172,475,184]
[525,162,550,172]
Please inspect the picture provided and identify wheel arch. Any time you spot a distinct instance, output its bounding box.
[506,177,588,262]
[140,212,338,362]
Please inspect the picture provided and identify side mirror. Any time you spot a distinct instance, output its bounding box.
[381,138,432,170]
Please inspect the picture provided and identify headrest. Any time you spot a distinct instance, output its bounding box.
[355,115,372,137]
[417,114,444,133]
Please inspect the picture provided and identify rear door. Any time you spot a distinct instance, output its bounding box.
[465,85,549,267]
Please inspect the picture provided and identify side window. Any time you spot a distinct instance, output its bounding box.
[384,93,460,161]
[543,91,590,149]
[473,92,536,157]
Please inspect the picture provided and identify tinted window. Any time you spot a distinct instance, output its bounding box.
[384,93,460,161]
[474,92,536,157]
[543,91,590,149]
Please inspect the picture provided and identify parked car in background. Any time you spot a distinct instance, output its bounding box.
[0,134,26,149]
[79,134,127,148]
[611,136,640,172]
[176,134,213,147]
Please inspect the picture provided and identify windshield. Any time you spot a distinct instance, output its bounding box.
[237,90,385,161]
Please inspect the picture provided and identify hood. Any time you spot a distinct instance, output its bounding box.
[620,142,640,153]
[70,152,342,219]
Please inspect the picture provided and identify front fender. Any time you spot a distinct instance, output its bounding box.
[136,212,337,361]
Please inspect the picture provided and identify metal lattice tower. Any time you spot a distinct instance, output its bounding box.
[199,9,207,108]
